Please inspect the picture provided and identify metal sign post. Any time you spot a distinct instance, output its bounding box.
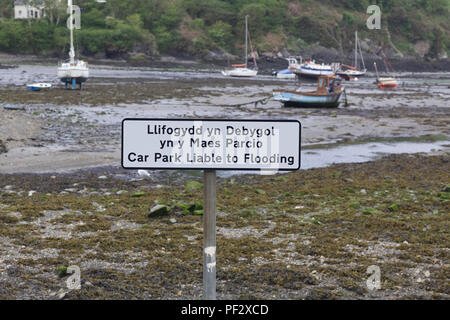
[203,169,216,300]
[121,118,301,300]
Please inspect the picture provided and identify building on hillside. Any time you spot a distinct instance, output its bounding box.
[14,1,46,19]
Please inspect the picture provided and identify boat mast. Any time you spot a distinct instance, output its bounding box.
[68,0,75,64]
[355,31,358,70]
[244,15,248,67]
[374,62,380,80]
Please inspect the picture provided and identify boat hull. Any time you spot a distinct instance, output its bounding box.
[222,68,258,77]
[376,77,398,89]
[273,90,342,108]
[336,70,366,80]
[27,83,52,91]
[293,62,335,79]
[57,60,89,88]
[275,68,296,79]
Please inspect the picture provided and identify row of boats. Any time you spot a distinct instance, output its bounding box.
[29,6,397,111]
[220,17,398,108]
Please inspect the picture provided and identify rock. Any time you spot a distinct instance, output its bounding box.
[360,189,367,194]
[349,201,360,209]
[98,176,107,180]
[55,266,68,278]
[169,218,177,224]
[58,292,66,300]
[28,190,36,196]
[185,181,203,192]
[138,170,150,177]
[388,204,399,212]
[116,190,128,195]
[310,270,321,281]
[4,185,13,190]
[148,204,169,217]
[131,191,146,197]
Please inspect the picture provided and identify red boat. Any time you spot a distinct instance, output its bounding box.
[376,77,398,89]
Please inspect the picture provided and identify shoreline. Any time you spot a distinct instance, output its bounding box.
[2,52,450,74]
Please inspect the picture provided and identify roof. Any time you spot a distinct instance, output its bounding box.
[14,0,45,6]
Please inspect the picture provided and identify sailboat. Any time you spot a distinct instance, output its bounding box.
[336,31,367,80]
[374,46,398,89]
[57,0,89,89]
[222,15,258,77]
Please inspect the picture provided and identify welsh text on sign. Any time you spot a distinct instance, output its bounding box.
[122,119,301,171]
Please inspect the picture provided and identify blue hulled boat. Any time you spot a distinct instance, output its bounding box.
[273,76,343,108]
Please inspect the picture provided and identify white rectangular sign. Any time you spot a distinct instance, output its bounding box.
[122,119,301,171]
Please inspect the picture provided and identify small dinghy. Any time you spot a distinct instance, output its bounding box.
[27,83,52,91]
[273,57,299,79]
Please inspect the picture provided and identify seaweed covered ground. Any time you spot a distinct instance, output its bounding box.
[0,153,448,300]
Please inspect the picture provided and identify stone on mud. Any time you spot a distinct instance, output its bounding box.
[148,204,170,217]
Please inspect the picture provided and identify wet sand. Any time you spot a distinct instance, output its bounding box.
[0,64,449,173]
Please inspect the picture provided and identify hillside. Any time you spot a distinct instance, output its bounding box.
[0,0,449,63]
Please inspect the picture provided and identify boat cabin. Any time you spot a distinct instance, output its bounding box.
[316,76,342,94]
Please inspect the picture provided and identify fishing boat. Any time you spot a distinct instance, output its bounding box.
[272,57,299,79]
[273,75,344,108]
[222,15,257,77]
[27,83,52,91]
[57,0,89,89]
[336,31,367,80]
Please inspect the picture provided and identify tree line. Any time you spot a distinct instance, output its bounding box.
[0,0,448,59]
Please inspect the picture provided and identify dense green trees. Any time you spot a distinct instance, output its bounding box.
[0,0,448,58]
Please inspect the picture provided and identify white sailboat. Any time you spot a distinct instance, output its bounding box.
[57,0,89,89]
[336,31,367,80]
[222,15,258,77]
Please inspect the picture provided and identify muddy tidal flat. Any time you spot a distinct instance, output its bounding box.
[0,61,449,300]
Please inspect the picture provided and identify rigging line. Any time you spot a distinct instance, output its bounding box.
[247,28,258,69]
[357,38,366,70]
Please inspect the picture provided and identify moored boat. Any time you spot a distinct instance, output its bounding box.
[374,62,398,89]
[292,59,336,79]
[273,75,343,108]
[273,57,299,79]
[376,77,398,89]
[57,0,89,89]
[222,15,257,78]
[27,83,52,91]
[336,31,367,80]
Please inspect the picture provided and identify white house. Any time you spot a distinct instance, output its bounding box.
[14,1,46,19]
